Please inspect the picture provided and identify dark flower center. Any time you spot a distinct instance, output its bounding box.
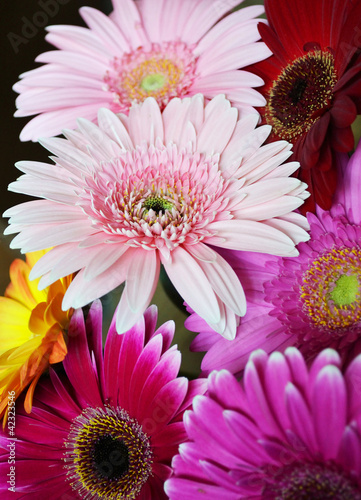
[64,406,153,499]
[265,50,337,141]
[263,463,361,499]
[92,435,129,480]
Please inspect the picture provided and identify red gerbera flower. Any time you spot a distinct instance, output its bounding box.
[249,0,361,212]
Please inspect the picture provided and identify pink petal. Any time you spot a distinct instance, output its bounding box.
[79,6,129,54]
[161,246,221,327]
[206,220,299,256]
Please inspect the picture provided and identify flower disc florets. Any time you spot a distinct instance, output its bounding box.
[266,50,337,142]
[263,462,361,499]
[64,405,153,499]
[104,42,198,112]
[79,144,224,252]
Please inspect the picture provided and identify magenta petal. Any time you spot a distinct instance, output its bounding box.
[152,422,187,451]
[308,349,341,393]
[143,305,159,343]
[165,477,240,500]
[345,354,361,421]
[285,382,319,455]
[312,365,347,460]
[13,415,68,446]
[140,378,188,434]
[265,352,292,430]
[207,370,249,413]
[337,425,361,475]
[137,348,182,420]
[63,308,103,408]
[113,319,146,408]
[153,320,175,354]
[244,358,283,440]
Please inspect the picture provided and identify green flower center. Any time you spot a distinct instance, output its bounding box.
[330,274,360,307]
[140,73,166,92]
[143,196,174,213]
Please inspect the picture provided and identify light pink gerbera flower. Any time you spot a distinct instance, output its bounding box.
[186,139,361,373]
[4,95,310,338]
[165,348,361,499]
[14,0,271,142]
[0,301,207,499]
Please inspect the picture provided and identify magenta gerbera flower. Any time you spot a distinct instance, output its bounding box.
[14,0,271,142]
[187,140,361,375]
[4,95,310,339]
[0,301,206,499]
[248,0,361,212]
[165,348,361,499]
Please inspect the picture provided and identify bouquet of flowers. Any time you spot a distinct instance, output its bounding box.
[1,0,361,498]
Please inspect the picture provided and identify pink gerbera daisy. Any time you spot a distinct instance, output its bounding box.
[0,301,206,499]
[165,348,361,499]
[4,95,310,339]
[14,0,271,142]
[187,139,361,375]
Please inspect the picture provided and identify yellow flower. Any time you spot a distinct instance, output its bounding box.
[0,250,73,423]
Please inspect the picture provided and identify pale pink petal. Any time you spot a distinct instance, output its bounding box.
[36,51,109,77]
[197,99,238,155]
[205,220,299,256]
[16,88,111,113]
[45,25,111,61]
[79,6,130,54]
[197,43,272,75]
[19,103,111,142]
[61,259,127,311]
[110,0,148,49]
[97,107,134,149]
[179,0,243,44]
[194,7,266,56]
[161,246,221,327]
[189,244,246,317]
[128,97,164,145]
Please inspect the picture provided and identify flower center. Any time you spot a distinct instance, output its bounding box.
[263,462,361,499]
[80,146,224,251]
[92,435,129,480]
[140,73,166,92]
[143,195,174,214]
[265,50,337,141]
[64,406,153,499]
[104,42,198,113]
[300,246,361,331]
[330,274,359,307]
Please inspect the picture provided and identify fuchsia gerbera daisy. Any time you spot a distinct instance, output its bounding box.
[0,301,206,499]
[187,139,361,376]
[248,0,361,212]
[165,348,361,499]
[4,95,310,339]
[14,0,271,142]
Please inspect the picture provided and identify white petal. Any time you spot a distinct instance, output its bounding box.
[206,220,299,256]
[161,246,220,325]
